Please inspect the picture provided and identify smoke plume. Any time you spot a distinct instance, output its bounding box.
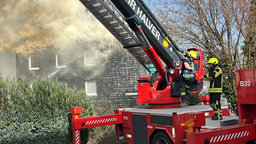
[0,0,117,55]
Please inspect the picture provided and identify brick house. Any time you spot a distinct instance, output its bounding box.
[15,42,149,109]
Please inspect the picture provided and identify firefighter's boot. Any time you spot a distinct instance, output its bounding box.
[211,108,217,119]
[211,115,222,120]
[212,109,223,120]
[211,113,217,119]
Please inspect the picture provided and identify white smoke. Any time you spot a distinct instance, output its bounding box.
[0,0,117,55]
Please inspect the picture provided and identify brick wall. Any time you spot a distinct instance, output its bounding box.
[57,48,149,109]
[16,45,149,109]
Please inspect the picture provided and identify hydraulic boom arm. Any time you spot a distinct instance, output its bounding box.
[110,0,185,69]
[79,0,205,107]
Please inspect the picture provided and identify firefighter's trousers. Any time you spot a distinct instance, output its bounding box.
[209,93,222,118]
[180,77,195,102]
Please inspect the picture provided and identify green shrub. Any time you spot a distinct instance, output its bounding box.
[0,75,93,144]
[185,94,201,105]
[223,77,237,115]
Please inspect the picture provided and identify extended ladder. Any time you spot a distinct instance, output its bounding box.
[79,0,151,71]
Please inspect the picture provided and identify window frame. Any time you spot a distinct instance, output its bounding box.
[84,53,96,67]
[28,56,39,70]
[85,81,97,96]
[56,54,67,68]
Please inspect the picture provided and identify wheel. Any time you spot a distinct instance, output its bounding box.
[246,140,255,144]
[152,131,173,144]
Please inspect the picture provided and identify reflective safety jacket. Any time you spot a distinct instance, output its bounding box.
[204,66,223,93]
[179,57,195,80]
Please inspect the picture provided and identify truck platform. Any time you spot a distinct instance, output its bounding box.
[122,105,229,115]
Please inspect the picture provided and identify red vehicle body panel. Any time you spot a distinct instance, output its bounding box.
[136,48,205,107]
[71,68,256,144]
[71,106,231,144]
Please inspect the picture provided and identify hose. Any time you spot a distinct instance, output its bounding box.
[151,71,158,88]
[165,70,170,87]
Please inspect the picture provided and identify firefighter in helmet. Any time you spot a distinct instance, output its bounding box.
[179,50,197,102]
[204,58,223,120]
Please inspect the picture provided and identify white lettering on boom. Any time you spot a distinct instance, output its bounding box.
[137,6,143,18]
[145,18,153,30]
[127,0,136,10]
[127,0,160,41]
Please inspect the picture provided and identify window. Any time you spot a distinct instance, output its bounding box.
[84,53,95,66]
[29,56,39,70]
[85,81,97,96]
[56,54,67,68]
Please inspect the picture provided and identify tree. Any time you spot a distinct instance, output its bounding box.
[244,0,256,68]
[147,0,254,114]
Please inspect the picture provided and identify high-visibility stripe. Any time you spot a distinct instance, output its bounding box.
[209,88,222,93]
[183,74,194,79]
[204,73,213,81]
[206,73,213,79]
[203,77,214,81]
[214,67,222,78]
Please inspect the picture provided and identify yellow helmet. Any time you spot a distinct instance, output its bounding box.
[208,58,218,65]
[188,50,197,59]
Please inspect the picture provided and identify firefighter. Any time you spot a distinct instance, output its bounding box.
[179,50,197,102]
[204,58,223,120]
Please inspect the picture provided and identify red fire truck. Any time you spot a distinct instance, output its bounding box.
[70,0,256,143]
[71,68,256,144]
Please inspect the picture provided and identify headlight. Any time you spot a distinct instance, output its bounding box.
[170,69,176,74]
[172,127,175,138]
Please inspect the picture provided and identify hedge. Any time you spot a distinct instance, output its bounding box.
[0,75,93,144]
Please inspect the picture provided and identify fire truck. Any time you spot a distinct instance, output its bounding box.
[70,0,256,143]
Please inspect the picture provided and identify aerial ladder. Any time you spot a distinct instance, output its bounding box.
[79,0,205,108]
[70,0,256,144]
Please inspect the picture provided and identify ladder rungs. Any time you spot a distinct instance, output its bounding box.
[81,0,98,5]
[79,0,151,72]
[92,6,104,11]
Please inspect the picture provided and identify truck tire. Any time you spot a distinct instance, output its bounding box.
[152,131,173,144]
[246,140,255,144]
